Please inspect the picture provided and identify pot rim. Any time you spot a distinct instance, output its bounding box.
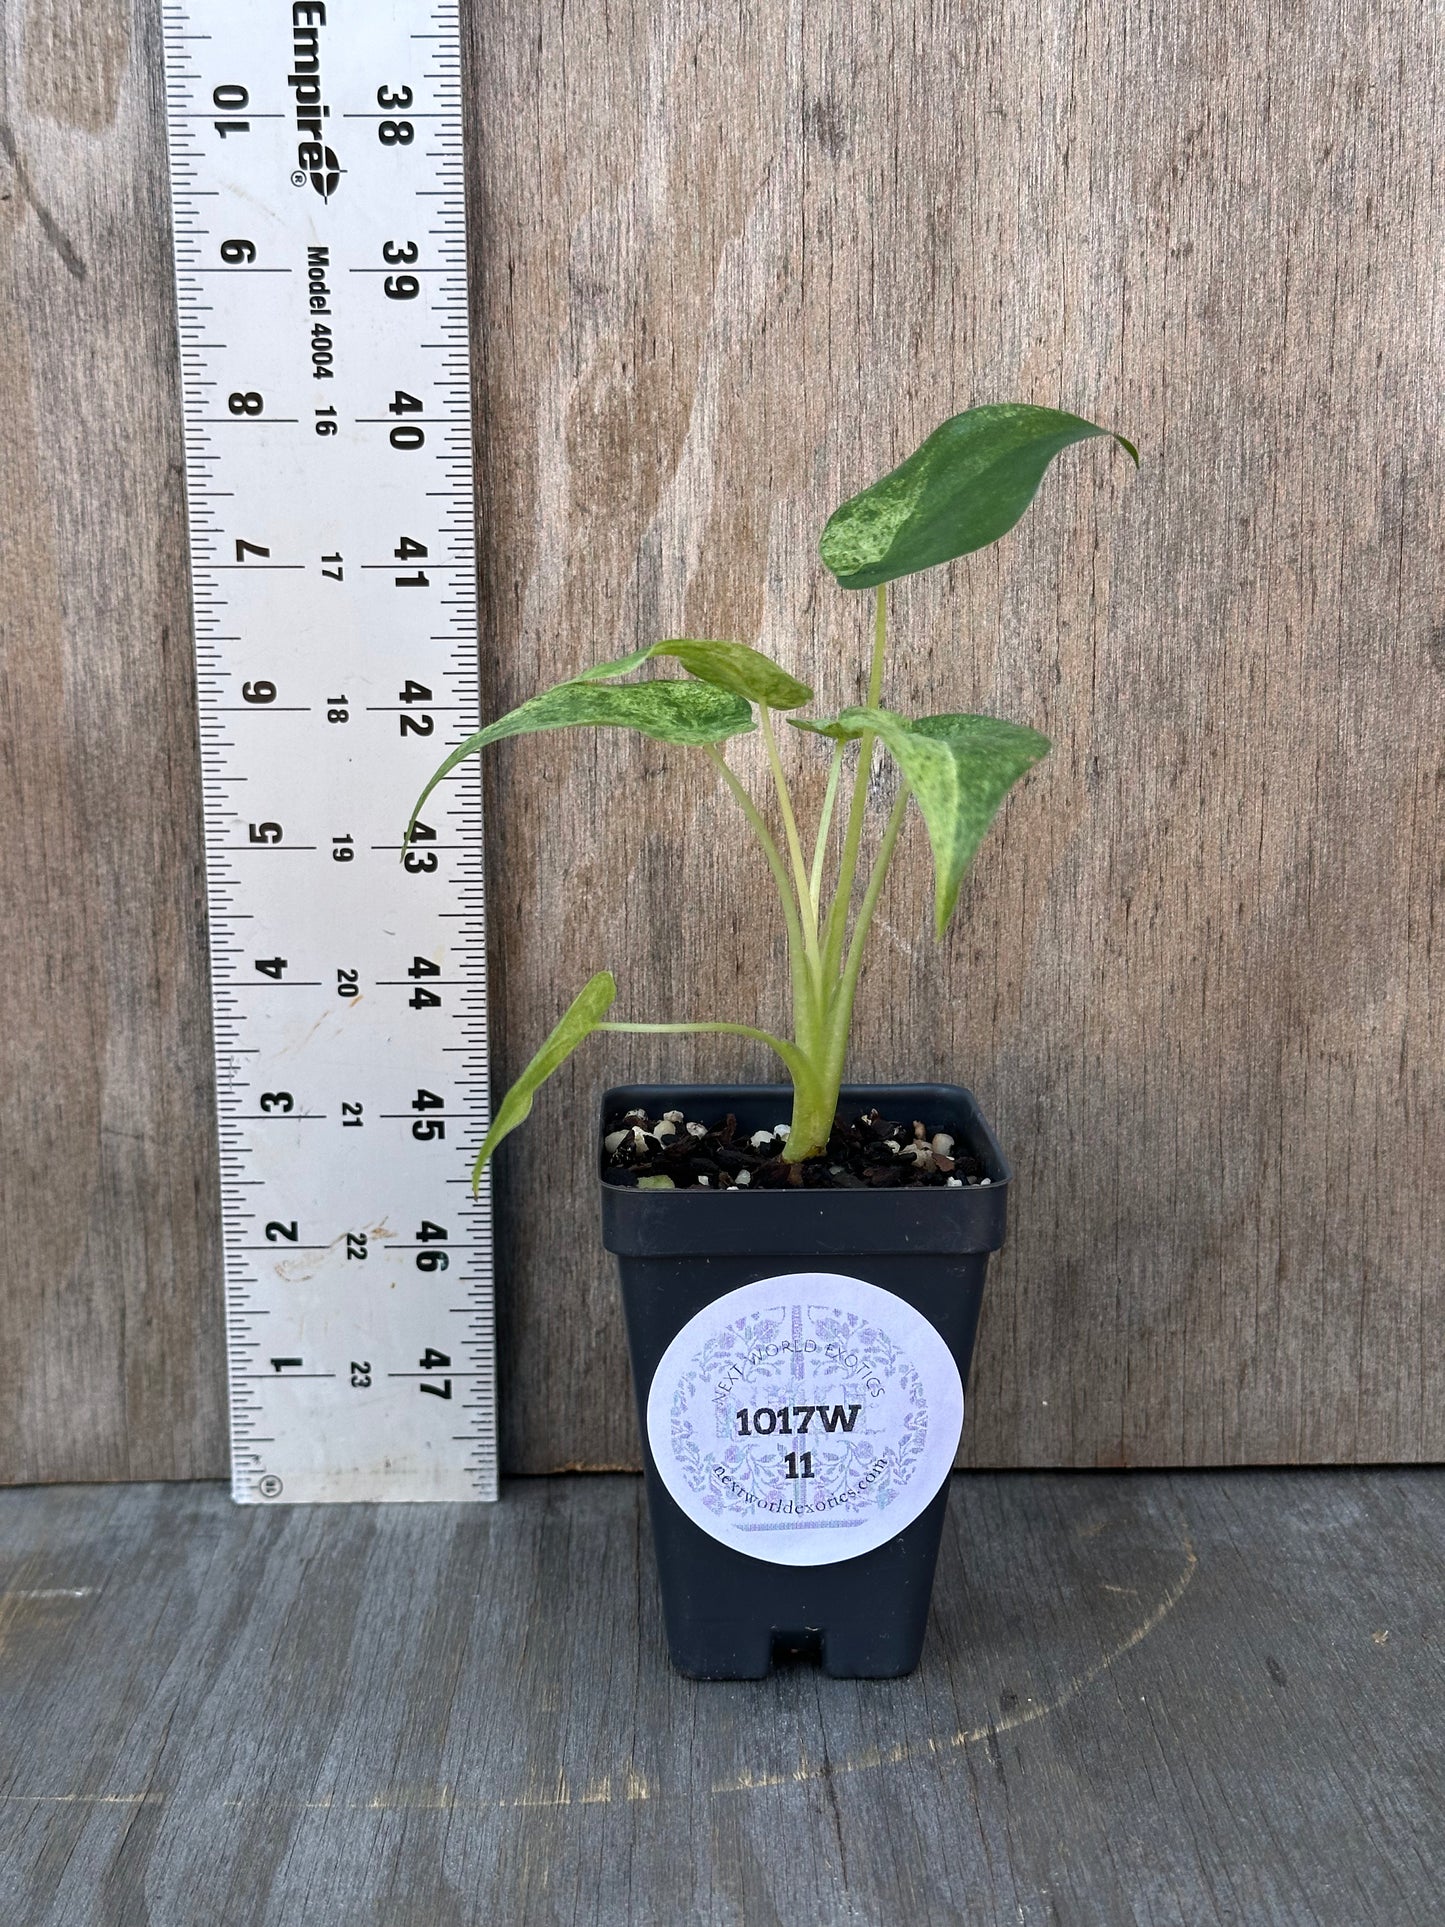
[598,1081,1011,1258]
[600,1080,1011,1188]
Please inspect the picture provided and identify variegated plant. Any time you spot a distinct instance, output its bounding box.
[406,404,1136,1183]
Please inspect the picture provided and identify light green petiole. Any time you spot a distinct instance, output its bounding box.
[808,746,844,921]
[690,589,914,1161]
[836,782,911,1020]
[759,704,821,962]
[705,747,824,1044]
[821,584,889,981]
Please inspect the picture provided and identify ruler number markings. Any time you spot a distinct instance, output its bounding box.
[162,0,495,1505]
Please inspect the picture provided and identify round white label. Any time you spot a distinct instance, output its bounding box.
[645,1272,964,1567]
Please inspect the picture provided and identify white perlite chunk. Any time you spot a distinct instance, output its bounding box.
[686,1122,707,1138]
[749,1130,776,1150]
[654,1119,677,1139]
[696,1175,710,1186]
[918,1127,956,1176]
[603,1130,627,1155]
[979,1177,992,1187]
[946,1176,964,1188]
[733,1169,751,1186]
[662,1110,684,1124]
[774,1123,790,1138]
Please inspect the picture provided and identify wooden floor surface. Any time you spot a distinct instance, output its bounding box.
[0,1471,1439,1926]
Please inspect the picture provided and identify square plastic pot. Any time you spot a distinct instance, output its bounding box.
[600,1082,1010,1680]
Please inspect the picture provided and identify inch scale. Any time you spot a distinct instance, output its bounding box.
[162,0,496,1502]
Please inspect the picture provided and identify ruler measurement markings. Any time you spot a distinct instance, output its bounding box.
[163,0,495,1505]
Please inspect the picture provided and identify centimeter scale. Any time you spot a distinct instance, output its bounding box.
[161,0,497,1502]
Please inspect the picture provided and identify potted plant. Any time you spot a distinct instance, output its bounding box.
[409,404,1135,1678]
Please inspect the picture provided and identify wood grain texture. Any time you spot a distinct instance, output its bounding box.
[1,0,1440,1479]
[467,0,1445,1471]
[1,1471,1442,1924]
[0,0,225,1479]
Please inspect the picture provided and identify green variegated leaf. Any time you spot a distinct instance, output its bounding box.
[472,971,617,1187]
[658,640,812,709]
[575,639,812,709]
[788,714,870,742]
[570,646,659,683]
[821,403,1138,590]
[832,706,1051,935]
[406,678,753,845]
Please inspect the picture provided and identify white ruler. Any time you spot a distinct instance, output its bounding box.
[161,0,496,1503]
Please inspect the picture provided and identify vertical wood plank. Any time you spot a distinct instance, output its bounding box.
[467,0,1443,1471]
[0,0,225,1479]
[0,0,1439,1479]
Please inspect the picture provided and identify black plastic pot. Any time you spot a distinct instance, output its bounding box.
[601,1082,1010,1680]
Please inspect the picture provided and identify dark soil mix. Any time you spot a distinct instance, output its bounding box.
[601,1105,993,1191]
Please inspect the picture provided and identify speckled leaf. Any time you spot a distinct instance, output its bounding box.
[406,678,753,844]
[575,639,812,710]
[472,971,617,1185]
[820,403,1138,590]
[833,707,1051,935]
[788,714,870,742]
[570,646,658,682]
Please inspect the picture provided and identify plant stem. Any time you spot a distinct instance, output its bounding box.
[836,782,911,1018]
[791,782,913,1142]
[759,705,820,960]
[808,745,844,920]
[821,584,890,978]
[705,746,821,1034]
[695,591,895,1166]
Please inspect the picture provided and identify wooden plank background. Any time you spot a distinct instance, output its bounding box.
[1,0,1440,1481]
